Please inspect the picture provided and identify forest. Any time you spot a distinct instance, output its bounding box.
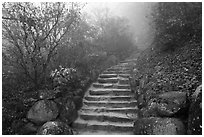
[2,2,202,135]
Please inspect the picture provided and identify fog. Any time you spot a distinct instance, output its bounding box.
[83,2,156,50]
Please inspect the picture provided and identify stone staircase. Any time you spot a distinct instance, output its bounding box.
[73,60,138,134]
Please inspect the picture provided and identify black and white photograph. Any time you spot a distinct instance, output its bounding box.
[1,0,202,135]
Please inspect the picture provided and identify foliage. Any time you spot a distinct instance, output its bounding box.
[89,7,136,60]
[150,2,202,51]
[2,2,82,88]
[50,66,81,90]
[101,16,135,60]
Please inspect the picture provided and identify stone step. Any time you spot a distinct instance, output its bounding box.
[73,118,134,133]
[106,68,131,72]
[76,130,133,135]
[114,63,130,67]
[92,83,105,88]
[84,95,134,101]
[118,78,129,84]
[99,74,118,78]
[106,68,121,72]
[120,59,137,63]
[98,78,118,83]
[118,74,131,78]
[111,65,132,68]
[117,84,131,89]
[89,89,132,96]
[83,100,137,108]
[103,71,117,74]
[81,107,138,113]
[78,111,137,122]
[118,70,131,74]
[102,70,131,75]
[97,77,129,84]
[93,83,114,88]
[92,83,130,89]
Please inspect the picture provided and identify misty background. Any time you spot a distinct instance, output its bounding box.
[2,2,202,135]
[83,2,155,49]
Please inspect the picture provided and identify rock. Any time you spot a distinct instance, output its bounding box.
[37,121,73,135]
[27,100,59,125]
[156,91,187,117]
[73,96,83,110]
[157,91,186,102]
[138,99,158,118]
[187,85,202,135]
[59,99,78,125]
[139,91,188,118]
[133,117,186,135]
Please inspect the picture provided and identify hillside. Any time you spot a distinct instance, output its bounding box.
[135,42,201,95]
[131,41,202,134]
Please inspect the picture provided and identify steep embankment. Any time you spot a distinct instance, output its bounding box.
[131,42,202,135]
[136,42,201,95]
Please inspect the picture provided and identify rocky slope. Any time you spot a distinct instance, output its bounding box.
[131,42,202,135]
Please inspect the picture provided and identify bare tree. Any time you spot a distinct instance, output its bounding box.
[2,2,82,88]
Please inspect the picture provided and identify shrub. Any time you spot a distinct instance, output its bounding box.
[50,66,81,91]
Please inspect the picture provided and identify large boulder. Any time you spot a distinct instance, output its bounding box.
[133,117,185,135]
[187,85,202,135]
[138,91,188,118]
[27,100,59,125]
[57,98,78,125]
[156,91,187,117]
[37,121,73,135]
